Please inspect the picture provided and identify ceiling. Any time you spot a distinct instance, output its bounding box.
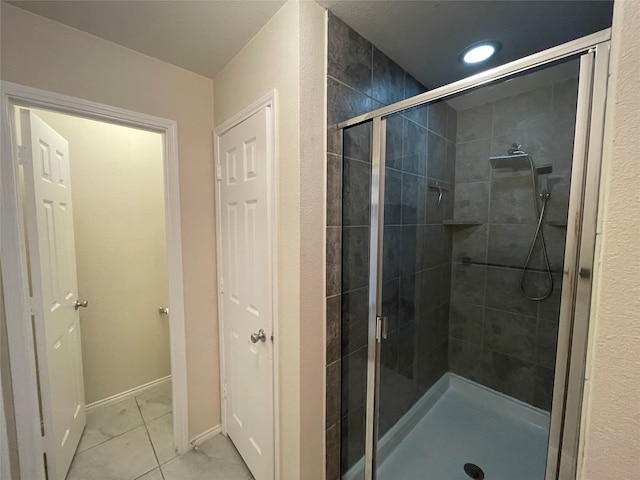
[318,0,613,89]
[8,1,613,87]
[7,0,286,79]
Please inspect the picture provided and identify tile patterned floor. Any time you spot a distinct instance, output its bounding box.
[67,382,253,480]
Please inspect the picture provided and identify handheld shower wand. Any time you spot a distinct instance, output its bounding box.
[490,144,554,301]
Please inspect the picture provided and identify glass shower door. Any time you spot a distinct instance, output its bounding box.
[372,55,589,480]
[375,102,456,478]
[378,104,454,430]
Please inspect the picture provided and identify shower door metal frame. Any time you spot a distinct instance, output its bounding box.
[339,29,612,480]
[363,116,387,480]
[549,41,611,480]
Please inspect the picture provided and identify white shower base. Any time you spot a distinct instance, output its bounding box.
[345,373,551,480]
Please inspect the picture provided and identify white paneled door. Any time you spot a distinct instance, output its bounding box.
[20,110,86,480]
[218,106,274,480]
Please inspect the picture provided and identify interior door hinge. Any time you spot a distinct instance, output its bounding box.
[28,297,42,316]
[216,163,222,181]
[17,145,27,165]
[218,277,224,294]
[223,383,227,399]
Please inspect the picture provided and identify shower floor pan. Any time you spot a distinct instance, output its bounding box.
[345,373,550,480]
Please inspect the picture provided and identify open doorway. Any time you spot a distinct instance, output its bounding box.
[15,107,173,479]
[1,82,190,480]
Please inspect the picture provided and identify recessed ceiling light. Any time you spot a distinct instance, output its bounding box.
[460,41,501,65]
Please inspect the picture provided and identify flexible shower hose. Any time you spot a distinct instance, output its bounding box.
[520,162,554,301]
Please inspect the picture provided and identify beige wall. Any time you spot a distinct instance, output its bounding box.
[579,0,640,478]
[0,272,20,479]
[298,1,328,477]
[213,0,326,477]
[30,110,170,404]
[1,2,218,438]
[213,3,301,476]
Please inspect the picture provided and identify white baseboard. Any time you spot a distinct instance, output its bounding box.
[190,424,222,448]
[86,375,172,412]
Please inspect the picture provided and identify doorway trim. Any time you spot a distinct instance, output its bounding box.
[213,90,280,479]
[0,81,190,480]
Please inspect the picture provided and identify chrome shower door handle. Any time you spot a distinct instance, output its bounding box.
[376,315,388,341]
[74,299,88,310]
[250,329,267,343]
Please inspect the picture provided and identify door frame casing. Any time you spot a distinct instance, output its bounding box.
[0,81,190,480]
[213,90,279,480]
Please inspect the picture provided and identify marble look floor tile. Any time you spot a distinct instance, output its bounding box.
[198,434,247,466]
[67,426,158,480]
[136,382,172,422]
[147,413,177,464]
[161,435,252,480]
[78,397,144,453]
[135,467,164,480]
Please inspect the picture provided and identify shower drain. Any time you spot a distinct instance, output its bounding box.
[463,463,485,480]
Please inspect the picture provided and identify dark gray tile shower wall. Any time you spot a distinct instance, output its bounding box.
[448,77,579,411]
[325,12,457,478]
[325,14,578,480]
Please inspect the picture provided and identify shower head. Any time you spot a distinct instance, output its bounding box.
[489,146,553,176]
[489,152,530,170]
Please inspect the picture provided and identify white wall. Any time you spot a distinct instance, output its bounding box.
[29,110,170,405]
[579,0,640,477]
[1,2,218,440]
[213,0,326,476]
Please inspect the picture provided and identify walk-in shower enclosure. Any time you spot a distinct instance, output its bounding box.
[328,25,610,480]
